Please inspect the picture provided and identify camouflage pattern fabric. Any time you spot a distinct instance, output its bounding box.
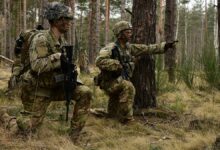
[95,41,166,122]
[44,2,73,21]
[8,30,45,91]
[0,108,18,132]
[106,78,135,122]
[17,84,91,133]
[17,30,92,135]
[112,21,131,36]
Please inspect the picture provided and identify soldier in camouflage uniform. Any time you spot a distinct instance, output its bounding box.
[1,2,92,141]
[95,21,175,123]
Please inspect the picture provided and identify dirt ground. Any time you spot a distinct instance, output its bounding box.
[0,66,220,150]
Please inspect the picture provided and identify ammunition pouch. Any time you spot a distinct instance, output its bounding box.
[28,69,66,88]
[54,74,65,83]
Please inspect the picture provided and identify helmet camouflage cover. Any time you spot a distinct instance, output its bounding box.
[112,21,132,36]
[44,2,73,21]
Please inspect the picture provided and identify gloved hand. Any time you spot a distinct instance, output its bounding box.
[50,52,61,62]
[49,52,61,69]
[164,40,178,52]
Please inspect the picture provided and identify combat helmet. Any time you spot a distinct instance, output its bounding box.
[112,21,132,37]
[44,2,73,21]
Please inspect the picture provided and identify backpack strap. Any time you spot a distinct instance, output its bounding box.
[111,43,121,61]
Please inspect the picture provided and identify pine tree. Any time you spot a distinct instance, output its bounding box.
[131,0,157,108]
[164,0,177,83]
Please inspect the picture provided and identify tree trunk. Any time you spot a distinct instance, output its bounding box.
[205,0,208,35]
[18,0,23,33]
[105,0,110,45]
[79,6,83,44]
[131,0,157,108]
[164,0,177,83]
[121,0,126,20]
[71,0,77,60]
[23,0,27,31]
[214,0,218,61]
[157,0,165,43]
[88,0,98,64]
[155,0,165,90]
[218,0,220,67]
[64,0,75,45]
[39,0,49,29]
[175,0,179,41]
[6,0,12,58]
[64,0,71,43]
[96,0,101,51]
[3,0,7,57]
[0,13,4,57]
[182,3,188,66]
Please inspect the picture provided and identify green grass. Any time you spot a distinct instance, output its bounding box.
[201,51,220,89]
[177,59,195,89]
[1,66,220,150]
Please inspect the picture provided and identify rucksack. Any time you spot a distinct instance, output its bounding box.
[8,26,45,90]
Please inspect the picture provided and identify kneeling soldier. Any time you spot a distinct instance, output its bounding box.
[95,21,175,124]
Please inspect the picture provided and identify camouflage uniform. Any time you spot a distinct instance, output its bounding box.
[95,21,166,123]
[14,2,92,137]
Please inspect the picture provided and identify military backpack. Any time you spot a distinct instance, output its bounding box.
[8,25,44,89]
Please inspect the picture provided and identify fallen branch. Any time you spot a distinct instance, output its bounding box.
[0,55,14,65]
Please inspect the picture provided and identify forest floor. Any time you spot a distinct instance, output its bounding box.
[0,64,220,150]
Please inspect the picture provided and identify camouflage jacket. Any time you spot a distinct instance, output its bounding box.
[21,30,78,97]
[29,30,66,73]
[96,41,166,81]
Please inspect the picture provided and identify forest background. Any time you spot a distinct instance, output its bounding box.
[0,0,220,90]
[1,0,220,150]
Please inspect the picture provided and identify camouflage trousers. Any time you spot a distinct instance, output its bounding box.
[101,78,135,122]
[16,84,92,134]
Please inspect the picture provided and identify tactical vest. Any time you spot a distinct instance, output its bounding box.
[111,42,135,80]
[29,30,67,88]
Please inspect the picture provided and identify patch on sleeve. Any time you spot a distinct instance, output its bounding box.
[35,34,47,47]
[34,35,48,57]
[36,46,48,57]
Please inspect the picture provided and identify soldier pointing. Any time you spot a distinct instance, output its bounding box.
[95,21,175,124]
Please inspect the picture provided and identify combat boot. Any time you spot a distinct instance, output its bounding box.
[120,117,135,125]
[0,108,18,132]
[0,108,7,125]
[69,128,92,147]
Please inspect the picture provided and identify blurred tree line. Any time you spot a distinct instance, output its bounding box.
[0,0,132,63]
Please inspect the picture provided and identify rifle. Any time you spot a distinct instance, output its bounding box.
[61,45,77,122]
[111,46,130,80]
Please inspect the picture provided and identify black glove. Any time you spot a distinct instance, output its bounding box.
[164,41,178,52]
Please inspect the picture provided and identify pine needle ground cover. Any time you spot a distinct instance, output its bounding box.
[0,66,220,150]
